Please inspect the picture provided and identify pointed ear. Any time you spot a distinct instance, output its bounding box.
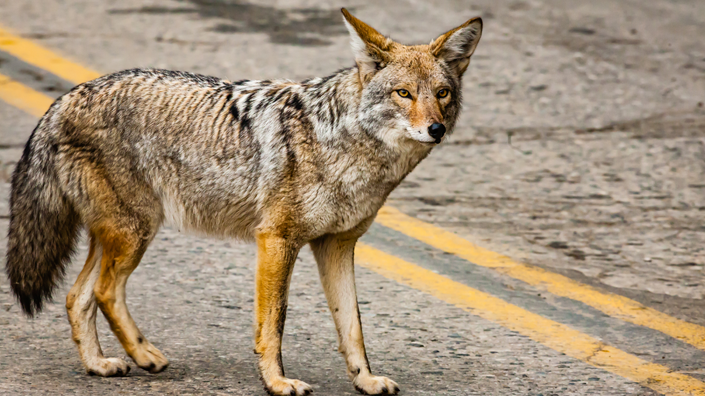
[430,17,483,77]
[341,8,394,84]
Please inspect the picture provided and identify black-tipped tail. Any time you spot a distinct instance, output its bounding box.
[5,123,80,317]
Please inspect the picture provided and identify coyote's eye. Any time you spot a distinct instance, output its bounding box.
[396,89,411,99]
[437,89,449,98]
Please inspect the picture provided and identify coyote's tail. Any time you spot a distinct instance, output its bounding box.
[6,116,81,317]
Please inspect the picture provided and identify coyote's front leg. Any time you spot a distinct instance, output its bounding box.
[310,234,400,395]
[254,231,312,396]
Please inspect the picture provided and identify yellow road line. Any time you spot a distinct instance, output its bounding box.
[355,244,705,396]
[0,25,100,85]
[0,73,54,117]
[375,206,705,351]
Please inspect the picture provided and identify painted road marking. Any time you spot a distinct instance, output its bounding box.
[376,206,705,351]
[356,244,705,396]
[0,72,53,117]
[1,25,704,394]
[0,26,100,85]
[362,222,705,366]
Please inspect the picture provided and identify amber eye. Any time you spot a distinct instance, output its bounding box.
[437,89,449,98]
[396,89,411,98]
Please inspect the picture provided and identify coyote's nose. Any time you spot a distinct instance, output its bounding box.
[428,123,446,143]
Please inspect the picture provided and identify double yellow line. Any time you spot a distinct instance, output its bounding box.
[0,26,99,117]
[0,73,53,117]
[365,209,705,395]
[356,246,705,396]
[376,207,705,351]
[0,26,100,84]
[0,24,703,396]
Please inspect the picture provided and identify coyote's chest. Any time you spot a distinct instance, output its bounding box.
[296,146,425,237]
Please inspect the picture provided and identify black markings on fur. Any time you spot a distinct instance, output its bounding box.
[255,92,272,112]
[275,302,288,344]
[270,87,289,106]
[317,73,334,85]
[209,88,233,129]
[354,384,370,395]
[257,89,277,111]
[277,97,301,178]
[243,92,255,113]
[230,103,240,120]
[357,304,372,373]
[285,92,305,112]
[323,84,341,125]
[137,336,144,344]
[274,297,289,374]
[114,68,223,86]
[264,88,280,98]
[238,94,254,141]
[232,79,249,86]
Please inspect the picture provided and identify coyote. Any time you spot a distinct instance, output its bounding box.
[5,8,481,395]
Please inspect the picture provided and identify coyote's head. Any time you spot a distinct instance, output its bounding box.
[342,9,482,147]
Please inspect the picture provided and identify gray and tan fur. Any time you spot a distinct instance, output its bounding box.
[5,9,482,396]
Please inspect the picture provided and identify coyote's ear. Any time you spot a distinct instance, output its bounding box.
[341,8,394,85]
[430,17,483,77]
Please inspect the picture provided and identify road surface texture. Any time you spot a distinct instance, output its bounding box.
[0,0,704,395]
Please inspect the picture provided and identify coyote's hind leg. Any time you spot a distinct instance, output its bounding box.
[93,225,169,374]
[66,234,130,376]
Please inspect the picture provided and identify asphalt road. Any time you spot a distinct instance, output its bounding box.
[0,0,704,395]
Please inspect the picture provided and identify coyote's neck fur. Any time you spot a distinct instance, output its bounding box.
[295,67,435,232]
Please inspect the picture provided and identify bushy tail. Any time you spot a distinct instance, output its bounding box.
[6,119,81,317]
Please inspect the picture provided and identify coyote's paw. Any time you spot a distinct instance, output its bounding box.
[354,374,399,395]
[264,377,313,396]
[86,357,131,377]
[131,342,169,373]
